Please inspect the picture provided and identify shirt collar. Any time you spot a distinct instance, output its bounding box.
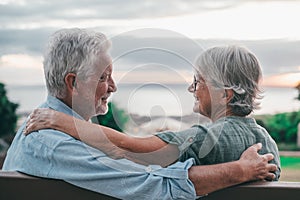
[42,95,85,120]
[215,115,256,124]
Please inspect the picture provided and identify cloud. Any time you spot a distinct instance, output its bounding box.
[1,0,294,27]
[243,40,300,75]
[109,29,204,72]
[263,72,300,87]
[0,54,42,69]
[1,31,300,85]
[0,0,237,21]
[0,0,299,85]
[0,28,55,55]
[1,0,300,40]
[0,54,44,85]
[110,34,300,76]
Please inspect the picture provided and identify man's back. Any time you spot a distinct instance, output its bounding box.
[3,96,196,200]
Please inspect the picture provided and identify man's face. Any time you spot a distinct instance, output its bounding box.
[94,63,116,115]
[73,54,117,120]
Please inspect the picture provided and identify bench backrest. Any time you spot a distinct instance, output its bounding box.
[0,171,118,200]
[203,180,300,200]
[1,171,300,200]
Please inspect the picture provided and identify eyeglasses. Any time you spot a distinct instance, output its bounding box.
[191,76,206,92]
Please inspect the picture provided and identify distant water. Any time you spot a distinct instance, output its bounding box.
[6,85,47,113]
[5,84,300,116]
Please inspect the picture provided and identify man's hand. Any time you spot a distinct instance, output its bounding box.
[239,143,277,181]
[189,143,278,196]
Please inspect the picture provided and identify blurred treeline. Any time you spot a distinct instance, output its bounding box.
[255,111,300,150]
[0,83,18,140]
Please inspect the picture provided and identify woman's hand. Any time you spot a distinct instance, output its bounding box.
[23,108,126,159]
[24,108,59,135]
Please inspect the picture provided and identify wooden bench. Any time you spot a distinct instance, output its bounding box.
[203,181,300,200]
[0,171,118,200]
[1,171,300,200]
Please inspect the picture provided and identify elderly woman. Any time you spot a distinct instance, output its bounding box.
[25,45,281,180]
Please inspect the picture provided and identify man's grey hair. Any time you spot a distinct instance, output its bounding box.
[43,28,111,98]
[195,45,262,116]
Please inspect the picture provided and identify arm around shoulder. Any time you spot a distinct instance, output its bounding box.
[189,143,278,196]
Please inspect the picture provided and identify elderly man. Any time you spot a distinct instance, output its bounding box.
[3,28,276,200]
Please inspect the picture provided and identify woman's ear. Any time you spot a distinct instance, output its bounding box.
[224,89,234,103]
[65,73,77,93]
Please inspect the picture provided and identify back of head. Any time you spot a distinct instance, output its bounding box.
[43,28,111,98]
[195,45,262,116]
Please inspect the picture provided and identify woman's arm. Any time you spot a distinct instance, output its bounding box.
[25,108,179,166]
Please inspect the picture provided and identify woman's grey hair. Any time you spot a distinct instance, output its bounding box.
[43,28,111,98]
[195,45,262,116]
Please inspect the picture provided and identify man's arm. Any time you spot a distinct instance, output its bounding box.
[25,109,277,196]
[188,143,277,196]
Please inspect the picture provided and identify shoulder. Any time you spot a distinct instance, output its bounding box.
[27,128,81,150]
[205,118,232,135]
[156,125,208,145]
[208,116,259,134]
[174,125,208,137]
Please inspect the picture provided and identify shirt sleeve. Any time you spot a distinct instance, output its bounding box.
[49,137,197,200]
[156,126,205,156]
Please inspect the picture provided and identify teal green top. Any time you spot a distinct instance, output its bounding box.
[156,116,281,180]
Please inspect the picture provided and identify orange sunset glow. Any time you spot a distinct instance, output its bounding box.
[262,72,300,88]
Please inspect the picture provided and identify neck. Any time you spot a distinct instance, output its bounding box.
[210,107,235,122]
[57,96,90,121]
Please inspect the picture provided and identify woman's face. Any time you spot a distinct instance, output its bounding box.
[188,75,212,117]
[188,74,224,119]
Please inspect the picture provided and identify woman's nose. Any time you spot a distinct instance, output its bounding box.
[188,84,194,93]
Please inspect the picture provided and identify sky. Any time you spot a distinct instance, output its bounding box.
[0,0,300,87]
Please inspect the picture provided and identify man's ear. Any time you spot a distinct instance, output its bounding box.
[65,73,77,93]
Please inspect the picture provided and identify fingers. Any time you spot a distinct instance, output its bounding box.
[267,163,277,173]
[265,173,276,181]
[23,119,33,135]
[23,112,37,135]
[264,153,275,162]
[250,143,262,152]
[240,143,262,160]
[256,162,277,181]
[23,108,56,136]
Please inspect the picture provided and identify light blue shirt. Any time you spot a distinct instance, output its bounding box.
[3,95,196,200]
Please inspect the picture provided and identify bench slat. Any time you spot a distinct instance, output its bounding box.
[0,171,118,200]
[203,181,300,200]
